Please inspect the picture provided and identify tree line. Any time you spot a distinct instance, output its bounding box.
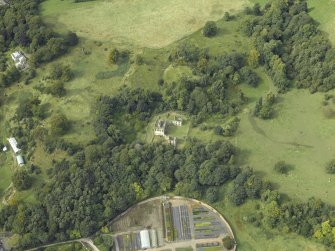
[241,0,335,93]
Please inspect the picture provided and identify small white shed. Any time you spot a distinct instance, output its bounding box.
[16,155,24,166]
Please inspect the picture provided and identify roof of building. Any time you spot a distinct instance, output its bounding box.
[140,230,151,249]
[8,137,21,153]
[16,155,24,166]
[156,120,166,129]
[11,51,22,60]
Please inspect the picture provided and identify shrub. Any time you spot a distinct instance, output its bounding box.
[206,187,218,203]
[214,125,224,135]
[274,161,290,174]
[12,170,32,191]
[64,32,79,46]
[50,114,71,136]
[45,81,66,97]
[223,236,235,250]
[49,63,72,82]
[203,21,218,37]
[223,12,232,21]
[325,159,335,174]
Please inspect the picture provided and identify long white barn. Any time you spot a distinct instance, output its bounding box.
[7,137,21,153]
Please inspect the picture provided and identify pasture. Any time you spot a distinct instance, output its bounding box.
[40,0,250,48]
[234,85,335,205]
[190,67,335,205]
[1,1,335,250]
[307,0,335,44]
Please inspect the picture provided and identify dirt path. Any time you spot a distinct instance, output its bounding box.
[1,183,15,206]
[26,237,100,251]
[247,112,313,149]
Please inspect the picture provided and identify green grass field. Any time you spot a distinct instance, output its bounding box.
[0,155,12,201]
[307,0,335,44]
[40,0,250,48]
[234,87,335,205]
[2,0,335,250]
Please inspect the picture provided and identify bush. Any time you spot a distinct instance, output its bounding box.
[12,170,32,191]
[223,12,232,21]
[64,32,79,46]
[206,187,218,203]
[109,48,129,64]
[49,63,72,82]
[50,114,71,136]
[325,159,335,174]
[135,54,144,65]
[214,125,224,135]
[203,21,218,37]
[222,236,235,250]
[45,81,66,97]
[274,161,290,174]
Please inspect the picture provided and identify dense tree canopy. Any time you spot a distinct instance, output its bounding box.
[2,0,335,250]
[242,0,335,92]
[0,0,75,67]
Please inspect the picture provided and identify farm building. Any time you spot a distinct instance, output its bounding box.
[7,137,21,153]
[11,51,27,69]
[149,229,158,248]
[16,155,24,166]
[170,116,182,126]
[165,136,177,147]
[2,146,7,152]
[154,120,166,136]
[140,230,151,249]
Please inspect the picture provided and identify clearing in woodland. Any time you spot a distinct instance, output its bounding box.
[40,0,250,48]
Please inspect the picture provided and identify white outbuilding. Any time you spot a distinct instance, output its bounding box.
[7,137,21,153]
[16,155,24,166]
[11,51,27,69]
[11,51,22,62]
[140,230,151,249]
